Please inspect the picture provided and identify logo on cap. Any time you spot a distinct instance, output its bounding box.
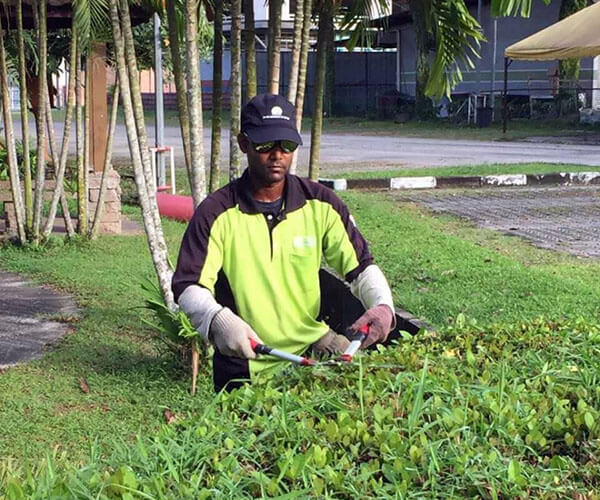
[263,105,290,121]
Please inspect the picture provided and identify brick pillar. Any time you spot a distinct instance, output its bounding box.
[88,169,121,234]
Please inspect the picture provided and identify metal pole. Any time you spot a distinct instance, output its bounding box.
[154,13,165,187]
[503,57,509,134]
[490,17,498,116]
[395,30,401,92]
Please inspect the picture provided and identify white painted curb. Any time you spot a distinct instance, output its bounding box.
[482,174,527,186]
[390,176,437,190]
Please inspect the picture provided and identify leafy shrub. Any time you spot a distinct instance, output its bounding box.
[2,317,600,499]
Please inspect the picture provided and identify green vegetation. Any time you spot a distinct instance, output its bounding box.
[1,193,599,497]
[331,163,600,180]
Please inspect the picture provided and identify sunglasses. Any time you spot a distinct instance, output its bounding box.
[248,137,299,154]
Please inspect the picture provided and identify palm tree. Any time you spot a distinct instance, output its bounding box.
[15,0,32,232]
[32,0,48,244]
[243,0,257,100]
[229,0,243,181]
[287,0,304,105]
[209,0,223,192]
[109,0,175,309]
[184,0,207,207]
[0,16,26,243]
[289,0,313,175]
[267,0,283,94]
[308,0,332,181]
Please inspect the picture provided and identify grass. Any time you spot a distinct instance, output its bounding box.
[1,192,599,496]
[329,162,600,180]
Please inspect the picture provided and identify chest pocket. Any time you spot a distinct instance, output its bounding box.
[288,235,319,291]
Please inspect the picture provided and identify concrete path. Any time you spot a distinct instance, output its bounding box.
[0,272,79,368]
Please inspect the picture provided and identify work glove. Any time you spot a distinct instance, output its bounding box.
[349,304,395,349]
[209,307,263,359]
[312,329,351,358]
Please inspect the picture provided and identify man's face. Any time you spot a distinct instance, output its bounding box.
[238,134,295,186]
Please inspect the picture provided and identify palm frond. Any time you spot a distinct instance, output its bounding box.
[339,0,390,51]
[490,0,551,17]
[425,0,485,100]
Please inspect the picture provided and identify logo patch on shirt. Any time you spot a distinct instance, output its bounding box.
[292,236,316,249]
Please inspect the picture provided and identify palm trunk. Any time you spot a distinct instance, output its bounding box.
[209,1,223,193]
[229,0,243,181]
[308,0,332,181]
[118,0,171,257]
[109,0,175,310]
[290,0,312,175]
[325,13,335,117]
[16,0,32,232]
[43,30,77,239]
[409,0,432,119]
[243,0,257,100]
[89,83,119,239]
[166,0,192,186]
[287,0,304,103]
[0,18,26,243]
[43,85,76,238]
[184,0,207,207]
[32,0,48,244]
[267,0,283,94]
[78,59,91,235]
[76,44,85,234]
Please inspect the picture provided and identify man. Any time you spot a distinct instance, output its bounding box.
[172,94,395,392]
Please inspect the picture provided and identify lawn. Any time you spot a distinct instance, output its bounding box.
[1,193,600,497]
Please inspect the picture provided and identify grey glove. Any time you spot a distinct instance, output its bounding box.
[209,307,262,359]
[312,330,350,358]
[350,304,395,349]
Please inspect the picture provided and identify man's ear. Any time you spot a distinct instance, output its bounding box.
[237,133,249,153]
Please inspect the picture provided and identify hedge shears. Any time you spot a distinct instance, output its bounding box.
[249,324,370,366]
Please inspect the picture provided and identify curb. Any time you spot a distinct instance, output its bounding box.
[319,171,600,191]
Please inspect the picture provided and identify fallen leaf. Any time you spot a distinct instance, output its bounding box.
[79,378,90,394]
[163,409,176,425]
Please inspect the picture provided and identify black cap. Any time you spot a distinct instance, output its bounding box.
[240,93,303,145]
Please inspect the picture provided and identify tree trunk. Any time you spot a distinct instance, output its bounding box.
[119,0,171,253]
[308,0,331,181]
[42,30,77,239]
[267,0,283,94]
[32,0,48,244]
[184,0,207,207]
[243,0,257,100]
[229,0,243,181]
[209,0,223,193]
[409,0,432,119]
[109,0,175,310]
[0,18,26,243]
[76,44,85,234]
[78,59,91,235]
[287,0,304,104]
[290,0,312,175]
[325,13,335,117]
[166,0,193,189]
[43,84,76,238]
[89,83,119,239]
[16,0,32,232]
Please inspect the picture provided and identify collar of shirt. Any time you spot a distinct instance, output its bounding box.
[234,169,307,216]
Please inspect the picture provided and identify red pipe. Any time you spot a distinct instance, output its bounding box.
[156,193,195,222]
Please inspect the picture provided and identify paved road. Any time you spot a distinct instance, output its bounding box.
[17,119,600,170]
